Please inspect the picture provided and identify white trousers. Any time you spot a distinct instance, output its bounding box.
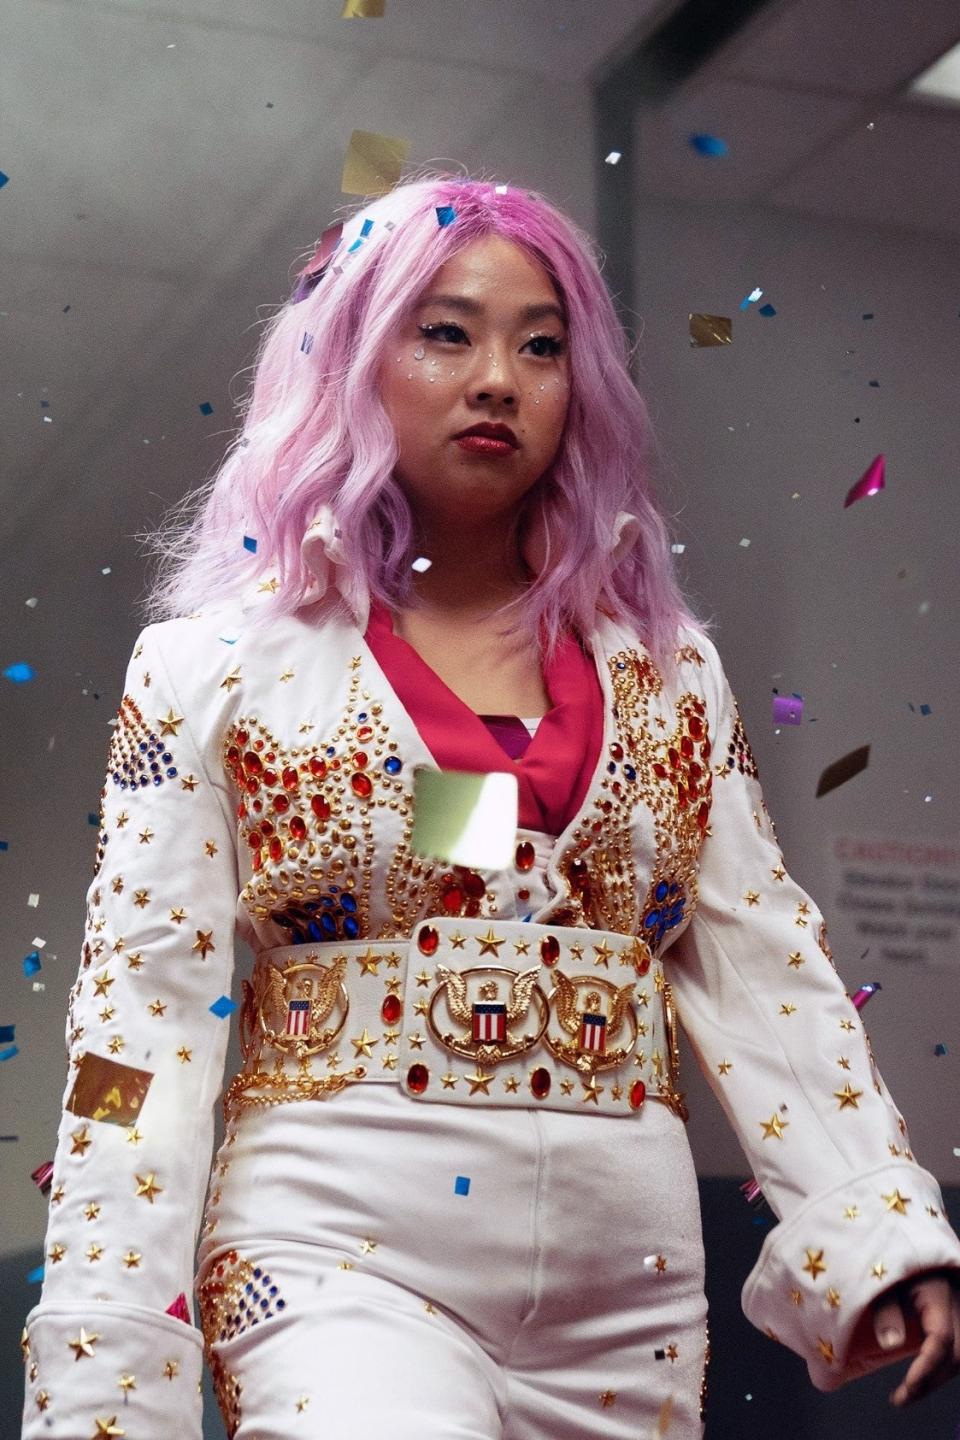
[196,1085,709,1439]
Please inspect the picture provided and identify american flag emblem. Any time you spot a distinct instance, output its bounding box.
[473,1002,507,1044]
[579,1011,607,1055]
[286,999,310,1037]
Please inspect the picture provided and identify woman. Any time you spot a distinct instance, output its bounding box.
[20,173,960,1440]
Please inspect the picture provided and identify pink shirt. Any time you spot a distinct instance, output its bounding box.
[364,599,605,836]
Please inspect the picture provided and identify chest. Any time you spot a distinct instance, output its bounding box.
[392,610,552,717]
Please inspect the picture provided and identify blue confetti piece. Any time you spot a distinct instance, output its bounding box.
[359,218,374,237]
[869,379,880,387]
[934,1042,947,1056]
[4,662,35,683]
[210,995,237,1019]
[219,635,239,645]
[301,331,314,354]
[920,704,932,716]
[242,535,258,554]
[87,813,99,826]
[689,132,728,157]
[0,838,7,850]
[454,1175,470,1196]
[522,913,533,923]
[27,1263,44,1284]
[436,205,456,227]
[0,1025,14,1042]
[862,313,874,320]
[23,952,41,977]
[758,303,776,317]
[199,401,214,416]
[0,171,9,189]
[0,1045,18,1062]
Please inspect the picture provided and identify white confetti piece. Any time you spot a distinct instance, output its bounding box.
[32,936,46,949]
[27,894,39,907]
[411,556,432,573]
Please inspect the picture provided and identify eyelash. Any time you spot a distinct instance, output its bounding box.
[417,322,566,358]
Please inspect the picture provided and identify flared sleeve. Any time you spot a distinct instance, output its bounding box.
[21,622,239,1439]
[665,630,960,1391]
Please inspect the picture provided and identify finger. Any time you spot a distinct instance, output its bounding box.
[872,1295,906,1349]
[889,1313,955,1405]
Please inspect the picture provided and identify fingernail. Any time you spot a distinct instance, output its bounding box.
[879,1328,903,1348]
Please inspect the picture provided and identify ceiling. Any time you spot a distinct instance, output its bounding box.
[1,0,958,545]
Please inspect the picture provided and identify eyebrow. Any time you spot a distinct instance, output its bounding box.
[416,293,567,326]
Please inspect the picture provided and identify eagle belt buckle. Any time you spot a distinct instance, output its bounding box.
[243,954,351,1063]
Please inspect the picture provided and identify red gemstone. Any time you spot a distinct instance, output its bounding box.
[540,935,560,967]
[381,995,403,1025]
[609,742,624,761]
[311,794,331,820]
[514,841,535,872]
[530,1067,551,1099]
[681,735,694,759]
[251,850,262,871]
[262,768,278,788]
[247,830,262,850]
[282,766,299,791]
[244,750,263,775]
[351,773,373,798]
[272,793,290,814]
[442,888,464,914]
[517,889,530,902]
[569,859,590,894]
[309,756,327,779]
[268,836,283,862]
[462,871,486,898]
[629,1080,647,1110]
[406,1063,429,1094]
[689,716,703,740]
[252,799,262,813]
[289,815,307,841]
[236,730,249,747]
[261,821,275,836]
[356,725,374,742]
[226,745,241,765]
[245,777,260,796]
[635,950,651,977]
[418,925,439,956]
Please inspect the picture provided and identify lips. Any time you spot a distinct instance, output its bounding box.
[454,423,518,447]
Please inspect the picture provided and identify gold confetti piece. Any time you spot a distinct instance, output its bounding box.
[66,1053,153,1126]
[815,744,870,798]
[689,313,732,347]
[342,0,384,14]
[655,1394,675,1436]
[341,129,410,197]
[412,767,518,870]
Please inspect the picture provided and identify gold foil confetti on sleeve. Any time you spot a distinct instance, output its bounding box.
[66,1052,154,1126]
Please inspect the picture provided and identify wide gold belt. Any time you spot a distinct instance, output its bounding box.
[224,915,687,1121]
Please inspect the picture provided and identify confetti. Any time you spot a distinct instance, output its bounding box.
[26,1264,44,1285]
[851,982,882,1010]
[0,839,8,850]
[689,313,731,347]
[934,1043,947,1056]
[199,401,213,416]
[436,205,456,227]
[773,694,803,726]
[411,767,518,870]
[242,535,258,554]
[671,542,685,554]
[66,1053,154,1125]
[210,995,237,1019]
[25,597,38,608]
[815,744,870,798]
[22,952,41,977]
[341,128,410,197]
[758,303,777,317]
[844,453,885,508]
[0,1045,18,1062]
[4,662,35,683]
[604,150,622,165]
[31,1160,54,1194]
[342,0,384,15]
[454,1176,470,1196]
[411,556,432,573]
[27,893,39,907]
[688,132,728,156]
[739,288,763,310]
[0,1025,14,1042]
[166,1292,191,1322]
[0,170,9,189]
[655,1394,675,1437]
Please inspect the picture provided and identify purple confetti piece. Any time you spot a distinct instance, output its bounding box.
[773,694,803,725]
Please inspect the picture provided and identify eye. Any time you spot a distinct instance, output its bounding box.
[417,322,566,358]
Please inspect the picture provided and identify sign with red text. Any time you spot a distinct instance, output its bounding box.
[830,834,960,968]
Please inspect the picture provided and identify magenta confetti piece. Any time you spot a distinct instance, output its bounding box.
[852,982,881,1010]
[844,453,885,508]
[773,694,803,725]
[166,1292,191,1322]
[31,1159,54,1194]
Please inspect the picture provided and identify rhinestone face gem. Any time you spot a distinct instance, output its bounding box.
[514,841,535,872]
[540,935,560,967]
[418,926,439,956]
[530,1067,551,1099]
[629,1080,647,1110]
[406,1063,429,1094]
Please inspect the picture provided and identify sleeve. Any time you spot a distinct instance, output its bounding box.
[665,632,960,1392]
[20,622,239,1439]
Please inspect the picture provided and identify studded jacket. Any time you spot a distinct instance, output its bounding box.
[20,583,960,1438]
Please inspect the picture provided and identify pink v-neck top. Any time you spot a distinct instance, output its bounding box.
[364,599,605,836]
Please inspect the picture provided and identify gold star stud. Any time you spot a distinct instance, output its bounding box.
[826,1287,841,1308]
[169,907,187,924]
[134,1172,162,1203]
[592,939,615,968]
[85,1243,104,1262]
[36,1390,50,1412]
[440,1072,458,1089]
[466,1068,494,1095]
[744,890,760,906]
[162,1360,180,1380]
[176,1047,192,1063]
[882,1188,911,1215]
[834,1083,863,1110]
[759,1112,789,1140]
[93,1418,126,1437]
[48,1243,66,1263]
[665,1343,679,1362]
[599,1390,617,1407]
[655,1255,668,1273]
[193,930,215,959]
[476,929,505,957]
[816,1336,834,1365]
[219,667,242,693]
[350,1028,377,1057]
[871,1262,888,1280]
[357,948,382,975]
[790,1288,804,1306]
[71,1125,93,1156]
[117,1374,137,1393]
[787,951,805,969]
[717,1060,733,1075]
[68,1326,100,1360]
[779,1003,798,1016]
[148,998,167,1017]
[802,1248,827,1281]
[122,1250,141,1269]
[843,1206,860,1221]
[359,1238,378,1255]
[158,708,184,736]
[296,1396,310,1412]
[503,1076,520,1093]
[581,1074,605,1105]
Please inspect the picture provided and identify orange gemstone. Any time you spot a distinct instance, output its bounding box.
[406,1063,429,1094]
[540,935,560,967]
[629,1080,646,1111]
[514,841,535,872]
[418,925,439,956]
[381,995,402,1025]
[353,751,368,769]
[530,1067,551,1099]
[356,726,374,742]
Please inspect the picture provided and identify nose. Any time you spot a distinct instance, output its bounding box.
[468,343,519,406]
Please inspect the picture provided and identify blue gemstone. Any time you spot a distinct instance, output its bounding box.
[326,746,336,757]
[341,893,358,912]
[358,712,367,721]
[166,767,178,779]
[276,1298,286,1310]
[307,920,324,942]
[383,756,402,775]
[152,775,162,786]
[607,762,616,775]
[139,742,149,753]
[344,915,360,938]
[320,913,336,937]
[655,880,669,901]
[624,765,636,781]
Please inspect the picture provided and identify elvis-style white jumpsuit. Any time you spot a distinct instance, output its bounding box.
[20,525,960,1439]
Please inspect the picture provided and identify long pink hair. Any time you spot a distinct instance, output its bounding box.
[140,168,711,671]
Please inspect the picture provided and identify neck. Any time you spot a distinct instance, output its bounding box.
[407,514,532,617]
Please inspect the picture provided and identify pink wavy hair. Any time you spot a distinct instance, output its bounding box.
[140,166,711,671]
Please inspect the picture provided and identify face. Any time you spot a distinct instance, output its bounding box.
[377,234,571,535]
